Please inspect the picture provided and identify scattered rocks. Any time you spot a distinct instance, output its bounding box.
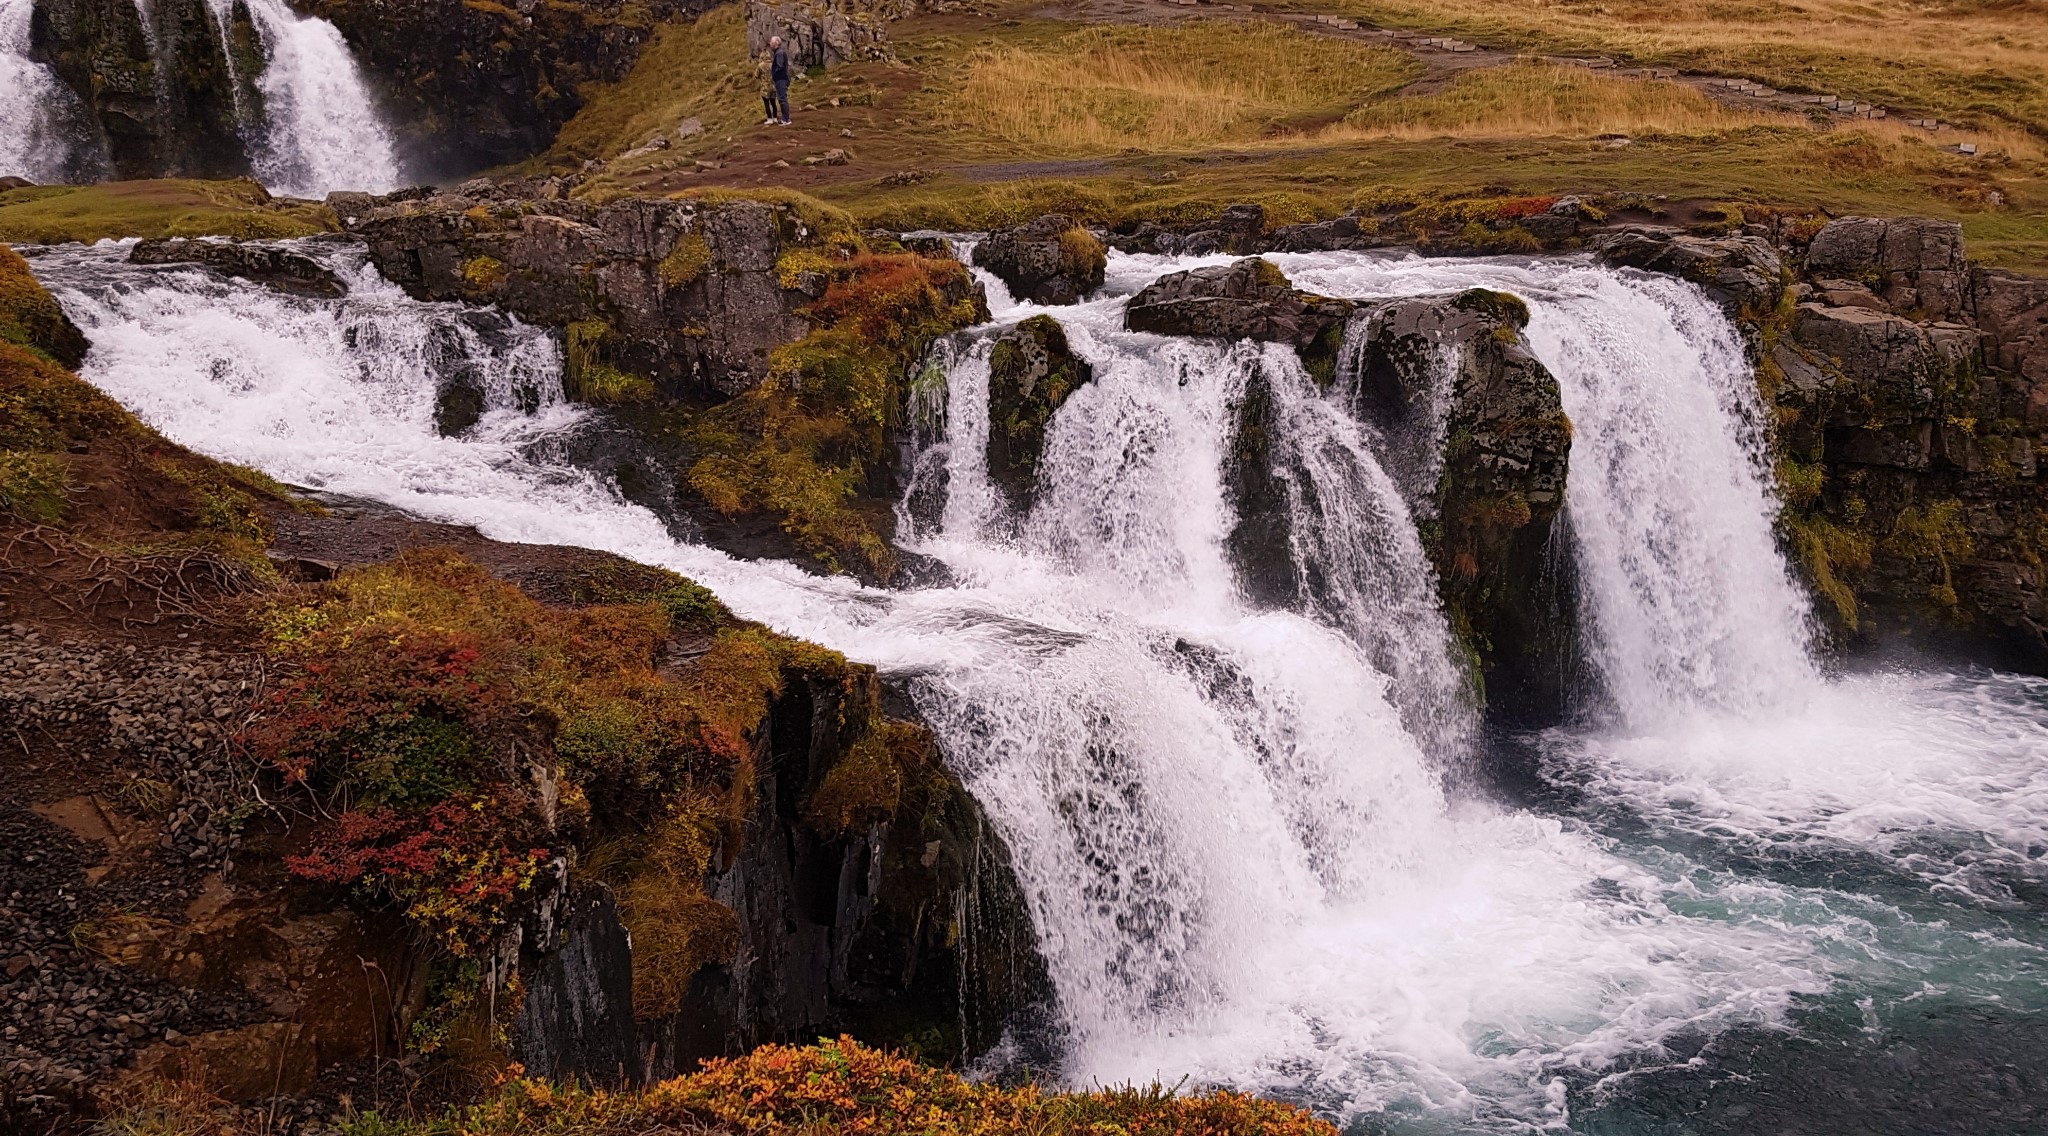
[803,148,851,166]
[129,238,347,299]
[972,214,1107,305]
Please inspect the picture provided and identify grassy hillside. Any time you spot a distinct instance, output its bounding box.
[538,0,2048,269]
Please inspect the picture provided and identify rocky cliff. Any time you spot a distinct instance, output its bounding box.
[1598,218,2048,672]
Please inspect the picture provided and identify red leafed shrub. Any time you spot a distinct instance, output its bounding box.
[806,253,979,351]
[1491,196,1562,219]
[285,792,549,955]
[243,626,514,789]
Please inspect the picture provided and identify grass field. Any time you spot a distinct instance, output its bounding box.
[1319,0,2048,137]
[529,0,2048,268]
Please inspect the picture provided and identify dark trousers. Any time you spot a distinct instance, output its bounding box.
[762,93,777,119]
[773,79,790,123]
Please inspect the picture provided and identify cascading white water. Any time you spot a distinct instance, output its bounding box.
[0,0,105,183]
[204,0,400,198]
[27,240,2048,1130]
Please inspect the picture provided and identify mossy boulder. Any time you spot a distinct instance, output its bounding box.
[1123,256,1353,384]
[985,314,1093,514]
[971,214,1106,306]
[0,245,89,368]
[1351,289,1577,723]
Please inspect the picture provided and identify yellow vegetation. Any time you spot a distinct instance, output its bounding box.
[1336,60,1786,140]
[945,21,1422,154]
[1335,0,2048,137]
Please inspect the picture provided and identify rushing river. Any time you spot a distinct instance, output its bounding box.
[27,240,2048,1134]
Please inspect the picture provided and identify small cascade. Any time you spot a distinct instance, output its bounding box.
[203,0,401,198]
[0,0,106,183]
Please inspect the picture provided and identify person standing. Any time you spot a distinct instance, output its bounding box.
[769,35,791,126]
[756,48,778,124]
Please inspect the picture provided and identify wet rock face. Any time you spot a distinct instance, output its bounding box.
[972,214,1106,305]
[985,315,1093,514]
[1352,290,1577,723]
[513,667,1052,1085]
[32,0,254,181]
[1124,256,1353,382]
[346,189,814,401]
[1591,227,1786,314]
[130,238,346,298]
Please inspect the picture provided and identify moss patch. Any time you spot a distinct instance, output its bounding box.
[0,180,333,244]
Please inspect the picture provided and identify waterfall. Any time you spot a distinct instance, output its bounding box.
[28,240,2048,1130]
[0,0,105,183]
[204,0,400,198]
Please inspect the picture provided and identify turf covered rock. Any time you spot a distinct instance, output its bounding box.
[985,314,1093,513]
[972,214,1106,305]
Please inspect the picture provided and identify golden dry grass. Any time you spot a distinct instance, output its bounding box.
[942,21,1422,153]
[547,5,758,167]
[1327,0,2048,135]
[1333,60,1787,139]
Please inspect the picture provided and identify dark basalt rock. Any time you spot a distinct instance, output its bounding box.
[130,238,347,298]
[345,191,814,400]
[1124,256,1353,383]
[985,315,1093,515]
[1351,289,1578,723]
[31,0,254,181]
[1591,226,1786,314]
[972,214,1106,305]
[1806,216,1969,321]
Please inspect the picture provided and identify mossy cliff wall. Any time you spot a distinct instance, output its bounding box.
[31,0,253,181]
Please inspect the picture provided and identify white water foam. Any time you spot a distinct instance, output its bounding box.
[28,241,2048,1130]
[204,0,400,198]
[0,0,105,183]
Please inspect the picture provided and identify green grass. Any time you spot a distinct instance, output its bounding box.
[0,179,333,244]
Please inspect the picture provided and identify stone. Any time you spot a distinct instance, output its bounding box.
[676,116,704,139]
[1591,226,1785,313]
[1805,216,1969,320]
[972,214,1107,305]
[1349,289,1576,722]
[1790,303,1982,420]
[1123,257,1352,382]
[985,315,1095,514]
[129,238,346,299]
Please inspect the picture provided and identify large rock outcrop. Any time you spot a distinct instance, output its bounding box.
[1351,289,1577,721]
[973,214,1106,306]
[1592,227,1786,314]
[1124,255,1352,382]
[129,236,345,297]
[30,0,252,181]
[345,187,816,400]
[984,314,1093,515]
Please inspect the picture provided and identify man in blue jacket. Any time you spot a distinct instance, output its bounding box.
[769,36,791,126]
